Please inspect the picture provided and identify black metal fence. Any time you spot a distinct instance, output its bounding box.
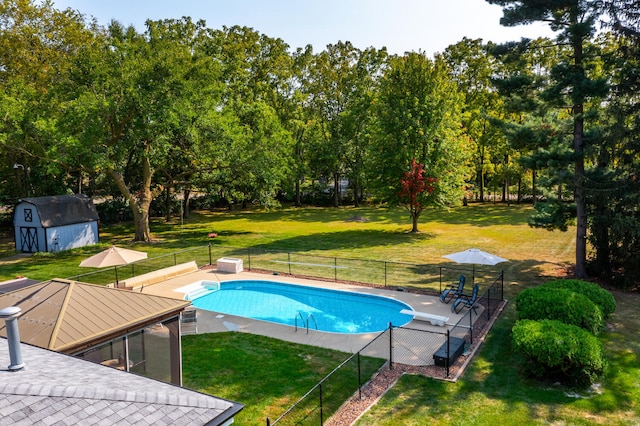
[266,271,505,425]
[67,244,505,425]
[267,328,391,426]
[68,243,500,292]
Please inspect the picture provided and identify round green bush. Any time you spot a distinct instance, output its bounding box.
[515,286,604,334]
[512,319,607,386]
[543,279,616,320]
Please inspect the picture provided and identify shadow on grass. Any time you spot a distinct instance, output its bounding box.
[249,229,436,253]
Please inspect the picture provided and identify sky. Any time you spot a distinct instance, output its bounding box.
[52,0,555,57]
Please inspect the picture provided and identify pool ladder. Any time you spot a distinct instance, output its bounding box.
[294,312,318,334]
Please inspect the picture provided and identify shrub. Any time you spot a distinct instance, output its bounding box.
[95,198,133,224]
[515,286,604,334]
[512,319,607,387]
[543,279,616,320]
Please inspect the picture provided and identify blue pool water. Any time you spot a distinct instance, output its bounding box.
[188,280,414,334]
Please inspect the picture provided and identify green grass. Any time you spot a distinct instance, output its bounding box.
[0,203,574,294]
[1,202,637,424]
[181,332,386,425]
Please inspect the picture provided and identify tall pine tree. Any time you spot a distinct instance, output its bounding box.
[487,0,608,278]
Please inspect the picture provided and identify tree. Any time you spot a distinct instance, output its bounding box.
[487,0,609,278]
[305,42,386,207]
[0,0,94,199]
[399,159,436,232]
[441,38,508,203]
[63,18,219,241]
[371,52,470,232]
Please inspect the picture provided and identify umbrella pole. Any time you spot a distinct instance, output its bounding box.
[114,266,119,287]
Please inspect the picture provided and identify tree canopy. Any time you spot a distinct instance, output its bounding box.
[2,0,640,286]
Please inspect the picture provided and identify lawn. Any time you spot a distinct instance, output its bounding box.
[182,332,386,425]
[1,202,637,424]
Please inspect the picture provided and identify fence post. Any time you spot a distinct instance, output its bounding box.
[357,352,362,400]
[446,329,450,378]
[266,418,270,426]
[334,257,337,281]
[208,243,212,266]
[469,310,474,343]
[388,322,393,370]
[248,248,251,270]
[174,253,177,266]
[288,252,292,275]
[319,382,323,425]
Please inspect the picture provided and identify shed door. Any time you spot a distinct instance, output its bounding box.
[19,227,38,253]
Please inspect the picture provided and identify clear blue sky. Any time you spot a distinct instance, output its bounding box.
[53,0,554,56]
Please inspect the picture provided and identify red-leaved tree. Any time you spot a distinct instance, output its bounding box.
[399,159,436,233]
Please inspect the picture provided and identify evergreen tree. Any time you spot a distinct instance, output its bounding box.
[487,0,608,278]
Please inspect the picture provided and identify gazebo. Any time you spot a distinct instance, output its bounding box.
[0,278,190,386]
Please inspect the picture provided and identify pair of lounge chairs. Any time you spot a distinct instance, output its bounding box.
[439,275,479,314]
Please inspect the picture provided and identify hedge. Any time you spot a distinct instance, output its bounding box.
[543,279,616,320]
[512,319,607,386]
[515,286,604,334]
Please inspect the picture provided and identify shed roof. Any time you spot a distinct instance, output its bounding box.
[16,194,99,227]
[0,279,190,353]
[0,338,243,425]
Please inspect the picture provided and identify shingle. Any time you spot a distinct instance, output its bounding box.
[0,338,241,425]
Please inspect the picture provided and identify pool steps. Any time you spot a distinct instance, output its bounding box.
[181,281,220,301]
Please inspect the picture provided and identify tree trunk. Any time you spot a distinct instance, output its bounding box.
[333,172,340,207]
[532,169,537,205]
[107,144,153,242]
[353,175,360,207]
[295,178,301,207]
[183,188,191,219]
[573,30,588,279]
[411,212,419,233]
[165,185,172,222]
[478,150,485,202]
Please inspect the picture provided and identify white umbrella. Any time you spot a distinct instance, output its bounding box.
[443,248,507,282]
[80,246,148,285]
[443,248,507,266]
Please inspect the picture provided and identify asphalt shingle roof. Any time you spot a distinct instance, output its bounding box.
[0,339,243,425]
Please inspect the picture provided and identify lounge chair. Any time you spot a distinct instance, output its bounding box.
[451,284,479,314]
[439,275,466,304]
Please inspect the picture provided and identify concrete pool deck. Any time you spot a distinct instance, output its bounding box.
[139,268,477,361]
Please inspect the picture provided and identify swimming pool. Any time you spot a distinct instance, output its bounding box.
[187,280,414,334]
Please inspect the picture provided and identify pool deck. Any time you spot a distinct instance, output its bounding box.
[140,268,474,361]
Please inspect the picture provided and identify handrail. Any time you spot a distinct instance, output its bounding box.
[306,313,318,334]
[294,312,305,332]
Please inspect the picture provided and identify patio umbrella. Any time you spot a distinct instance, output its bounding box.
[80,246,148,285]
[443,248,507,281]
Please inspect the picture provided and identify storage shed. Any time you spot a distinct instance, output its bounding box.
[13,194,100,253]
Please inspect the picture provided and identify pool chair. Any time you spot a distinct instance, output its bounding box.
[439,275,466,304]
[452,284,479,314]
[180,308,198,335]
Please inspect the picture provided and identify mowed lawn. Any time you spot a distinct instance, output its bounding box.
[0,203,637,424]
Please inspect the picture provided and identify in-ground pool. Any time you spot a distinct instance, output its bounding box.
[186,280,414,334]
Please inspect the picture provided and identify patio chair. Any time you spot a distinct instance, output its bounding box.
[180,308,198,335]
[451,283,479,314]
[439,275,466,304]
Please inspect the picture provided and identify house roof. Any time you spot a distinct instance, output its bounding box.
[0,338,243,425]
[16,194,99,228]
[0,279,191,353]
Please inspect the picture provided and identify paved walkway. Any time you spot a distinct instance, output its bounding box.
[140,268,474,363]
